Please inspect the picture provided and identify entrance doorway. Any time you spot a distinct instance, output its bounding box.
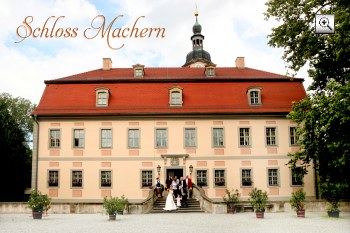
[166,168,183,180]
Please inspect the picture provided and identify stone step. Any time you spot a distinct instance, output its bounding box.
[150,198,204,213]
[149,209,205,214]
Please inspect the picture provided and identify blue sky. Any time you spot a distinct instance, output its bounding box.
[0,0,310,104]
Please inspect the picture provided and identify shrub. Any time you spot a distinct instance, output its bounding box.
[290,189,306,211]
[248,187,268,212]
[28,189,51,212]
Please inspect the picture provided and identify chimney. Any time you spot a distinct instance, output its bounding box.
[235,57,245,69]
[102,58,112,70]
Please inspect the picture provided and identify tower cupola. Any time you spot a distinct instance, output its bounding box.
[183,8,214,67]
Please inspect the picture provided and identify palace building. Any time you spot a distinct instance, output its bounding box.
[31,12,315,208]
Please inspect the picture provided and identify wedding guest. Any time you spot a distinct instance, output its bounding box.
[171,177,179,197]
[155,177,162,198]
[165,175,172,190]
[176,194,182,207]
[185,175,193,198]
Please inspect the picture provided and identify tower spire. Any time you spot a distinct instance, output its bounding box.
[182,7,214,67]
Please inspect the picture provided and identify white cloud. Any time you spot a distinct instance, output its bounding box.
[0,0,310,104]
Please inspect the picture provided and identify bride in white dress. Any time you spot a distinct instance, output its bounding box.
[163,186,177,211]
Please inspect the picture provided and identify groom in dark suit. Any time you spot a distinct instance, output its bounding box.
[179,177,188,207]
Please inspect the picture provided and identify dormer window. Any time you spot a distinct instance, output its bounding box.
[133,64,144,78]
[247,87,262,105]
[205,65,216,77]
[169,86,183,106]
[96,87,109,107]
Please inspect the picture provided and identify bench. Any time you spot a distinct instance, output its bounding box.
[235,203,274,213]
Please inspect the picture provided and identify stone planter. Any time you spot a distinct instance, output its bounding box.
[32,211,43,219]
[296,209,305,218]
[327,210,339,218]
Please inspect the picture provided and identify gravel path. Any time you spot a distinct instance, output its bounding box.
[1,212,349,233]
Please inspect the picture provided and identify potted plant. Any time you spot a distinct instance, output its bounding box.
[116,195,129,215]
[28,189,51,219]
[103,195,129,220]
[248,187,268,218]
[290,189,306,217]
[223,189,240,214]
[321,182,347,218]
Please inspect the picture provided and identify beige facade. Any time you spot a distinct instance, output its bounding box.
[32,13,314,205]
[33,116,315,202]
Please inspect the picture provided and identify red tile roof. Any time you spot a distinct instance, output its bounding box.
[33,67,306,116]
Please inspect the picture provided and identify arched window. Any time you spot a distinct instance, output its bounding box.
[247,87,262,105]
[168,86,183,106]
[96,87,109,106]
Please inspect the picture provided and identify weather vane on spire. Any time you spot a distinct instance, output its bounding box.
[195,4,199,17]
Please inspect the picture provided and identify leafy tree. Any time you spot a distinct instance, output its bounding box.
[0,93,36,144]
[0,101,32,201]
[287,80,349,199]
[265,0,350,90]
[265,0,350,200]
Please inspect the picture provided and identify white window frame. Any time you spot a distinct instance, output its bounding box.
[247,87,262,105]
[289,126,299,146]
[100,170,112,188]
[100,128,113,148]
[141,170,153,188]
[214,169,226,187]
[49,129,61,148]
[196,169,208,187]
[155,128,168,148]
[212,128,224,147]
[241,168,253,187]
[265,127,277,146]
[184,128,197,148]
[71,170,83,188]
[128,128,140,148]
[95,88,109,107]
[135,69,143,77]
[73,129,85,148]
[239,127,251,147]
[267,168,279,187]
[48,170,59,187]
[205,67,215,76]
[168,86,183,106]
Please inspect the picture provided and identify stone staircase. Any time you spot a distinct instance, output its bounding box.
[149,197,204,213]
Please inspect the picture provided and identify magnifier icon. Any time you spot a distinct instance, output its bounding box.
[319,17,333,30]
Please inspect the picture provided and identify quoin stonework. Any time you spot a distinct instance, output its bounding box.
[31,12,315,207]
